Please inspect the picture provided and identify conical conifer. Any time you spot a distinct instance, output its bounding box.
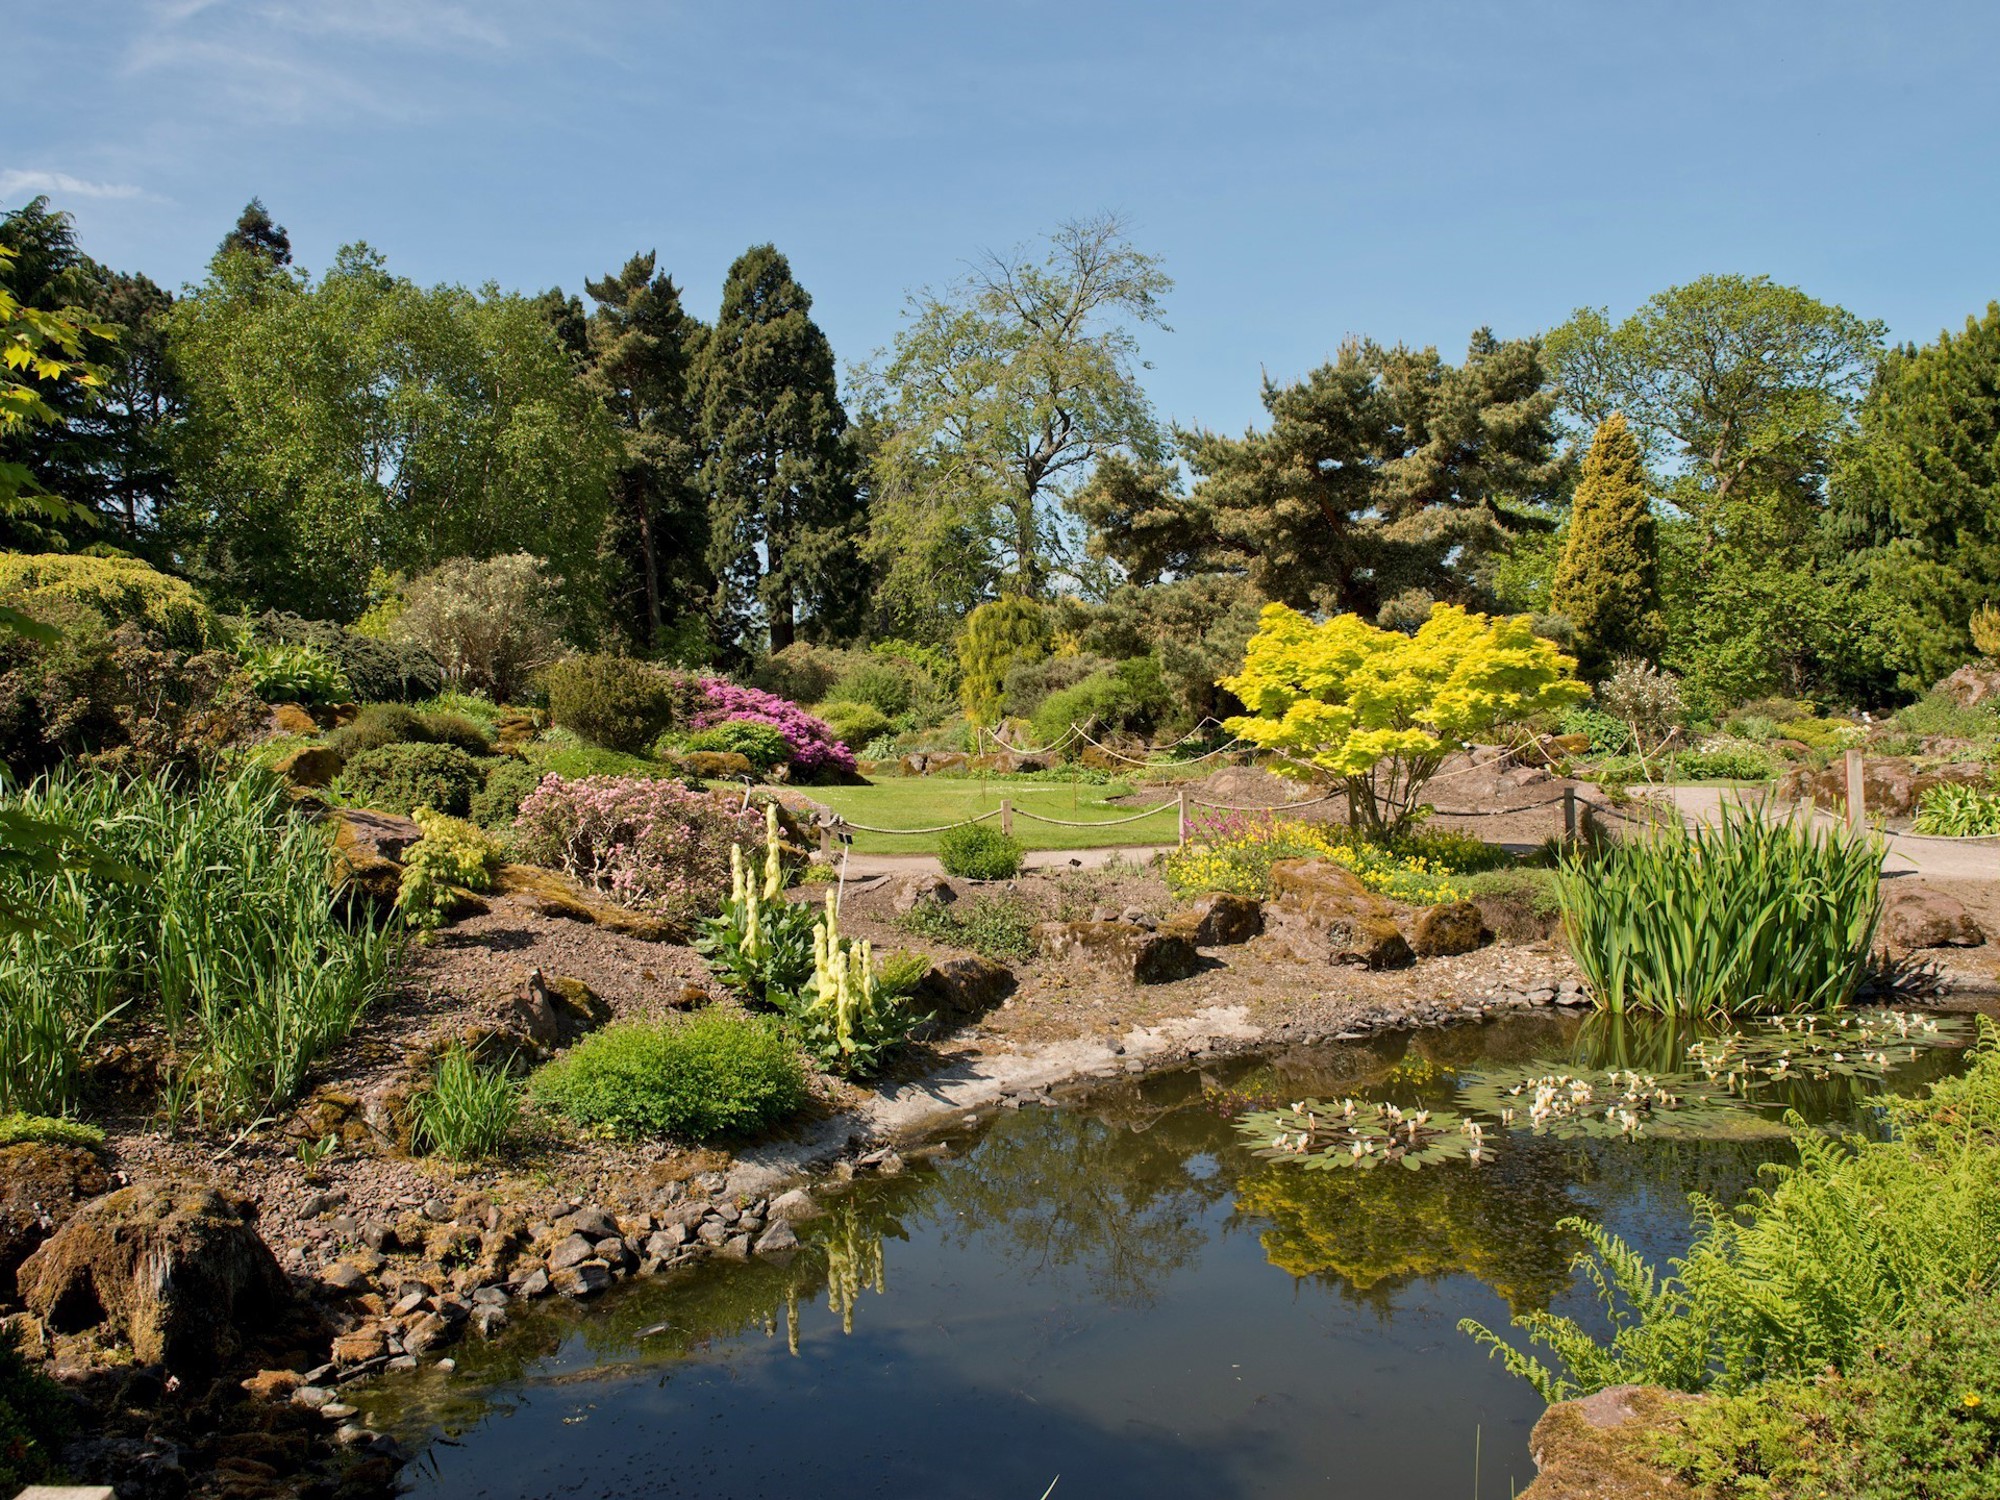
[1550,412,1663,676]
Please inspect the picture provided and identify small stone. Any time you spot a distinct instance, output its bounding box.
[335,1423,372,1447]
[320,1262,371,1294]
[387,1355,418,1372]
[422,1198,454,1223]
[391,1291,427,1318]
[696,1220,728,1247]
[471,1285,509,1307]
[644,1228,686,1257]
[766,1189,820,1224]
[320,1402,359,1422]
[753,1221,799,1255]
[292,1385,333,1409]
[717,1234,752,1260]
[547,1233,597,1272]
[713,1201,742,1225]
[551,1260,612,1298]
[562,1206,620,1240]
[471,1305,509,1339]
[516,1268,550,1298]
[325,1214,360,1240]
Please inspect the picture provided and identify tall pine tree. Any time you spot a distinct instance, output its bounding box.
[1550,412,1663,676]
[697,245,861,653]
[583,253,711,653]
[219,198,291,265]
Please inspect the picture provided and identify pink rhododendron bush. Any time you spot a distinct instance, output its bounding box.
[512,774,761,924]
[693,677,855,778]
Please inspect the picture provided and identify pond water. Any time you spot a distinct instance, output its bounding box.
[365,1012,1969,1500]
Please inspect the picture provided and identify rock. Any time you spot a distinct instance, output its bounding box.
[292,1384,333,1409]
[766,1189,820,1224]
[682,750,754,780]
[19,1179,295,1374]
[319,1260,372,1293]
[1195,764,1307,807]
[492,864,677,941]
[644,1228,687,1257]
[915,955,1017,1018]
[273,743,344,789]
[1411,901,1492,957]
[515,1267,550,1298]
[1033,921,1201,984]
[270,702,320,736]
[546,1233,597,1272]
[402,1311,457,1356]
[550,1260,612,1298]
[753,1221,799,1255]
[561,1205,620,1239]
[0,1142,110,1302]
[471,1305,509,1339]
[330,807,419,915]
[1168,892,1263,947]
[1879,884,1986,951]
[240,1368,303,1400]
[422,1197,454,1222]
[1519,1383,1698,1499]
[501,968,613,1053]
[1934,662,2000,710]
[717,1235,752,1260]
[330,1328,387,1364]
[1263,860,1415,970]
[893,873,957,913]
[1776,757,1988,819]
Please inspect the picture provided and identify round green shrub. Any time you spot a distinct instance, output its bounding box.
[469,756,544,828]
[253,611,441,702]
[326,703,430,758]
[546,653,680,753]
[420,712,492,755]
[684,718,791,771]
[937,822,1025,880]
[819,700,893,752]
[529,1011,807,1141]
[827,660,917,718]
[333,741,486,817]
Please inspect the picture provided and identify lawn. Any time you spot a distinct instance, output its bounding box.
[808,775,1182,854]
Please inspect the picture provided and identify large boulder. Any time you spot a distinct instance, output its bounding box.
[1166,892,1263,947]
[1879,884,1986,952]
[1934,662,2000,710]
[0,1143,111,1303]
[329,807,418,915]
[1034,921,1201,984]
[1411,900,1491,957]
[272,744,343,789]
[1776,758,1988,819]
[915,955,1016,1018]
[19,1179,295,1374]
[1262,860,1415,969]
[1519,1384,1697,1499]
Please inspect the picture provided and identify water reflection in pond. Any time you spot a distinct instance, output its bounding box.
[367,1011,1970,1500]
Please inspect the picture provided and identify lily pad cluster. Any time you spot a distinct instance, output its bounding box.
[1685,1010,1969,1091]
[1239,1098,1490,1171]
[1455,1067,1758,1141]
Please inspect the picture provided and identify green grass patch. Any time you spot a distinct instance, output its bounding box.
[812,775,1178,853]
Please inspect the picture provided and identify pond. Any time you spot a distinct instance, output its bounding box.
[362,1011,1970,1500]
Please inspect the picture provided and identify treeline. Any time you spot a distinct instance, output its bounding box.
[5,195,1998,713]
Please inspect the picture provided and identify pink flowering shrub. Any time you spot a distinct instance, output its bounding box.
[692,678,855,778]
[512,774,760,927]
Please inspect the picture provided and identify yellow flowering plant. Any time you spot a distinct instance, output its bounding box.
[1222,602,1588,834]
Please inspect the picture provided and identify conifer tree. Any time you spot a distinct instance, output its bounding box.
[696,244,861,653]
[583,253,710,652]
[219,199,291,266]
[1550,412,1663,676]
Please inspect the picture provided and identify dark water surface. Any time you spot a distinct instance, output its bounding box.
[367,1012,1965,1500]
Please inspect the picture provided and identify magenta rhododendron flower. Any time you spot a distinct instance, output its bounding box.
[692,678,855,777]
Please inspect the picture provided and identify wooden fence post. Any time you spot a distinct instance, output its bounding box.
[1177,790,1189,848]
[1000,798,1013,838]
[1844,748,1866,834]
[1562,785,1576,842]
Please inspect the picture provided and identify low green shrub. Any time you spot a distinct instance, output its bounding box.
[937,822,1024,880]
[0,551,216,647]
[1914,781,2000,837]
[684,718,792,771]
[252,611,440,702]
[1002,652,1116,719]
[326,703,488,758]
[0,1112,106,1149]
[412,1043,519,1160]
[419,712,492,755]
[1894,692,2000,740]
[1028,656,1172,752]
[874,949,934,997]
[545,653,681,753]
[1674,744,1774,782]
[1452,867,1562,921]
[333,742,487,817]
[895,892,1037,960]
[826,659,920,718]
[397,810,504,930]
[0,1323,70,1494]
[469,757,544,829]
[521,730,680,783]
[241,640,351,706]
[819,700,893,752]
[1555,802,1881,1016]
[529,1010,807,1141]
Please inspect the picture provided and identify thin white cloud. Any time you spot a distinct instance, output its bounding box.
[0,169,146,202]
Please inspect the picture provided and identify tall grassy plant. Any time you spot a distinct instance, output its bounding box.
[0,769,398,1123]
[1557,804,1882,1016]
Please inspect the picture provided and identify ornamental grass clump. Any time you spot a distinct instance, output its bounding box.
[1914,781,2000,837]
[512,773,757,928]
[0,768,398,1123]
[529,1010,806,1141]
[1556,802,1883,1017]
[412,1043,519,1160]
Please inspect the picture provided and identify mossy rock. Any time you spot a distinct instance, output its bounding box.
[493,864,677,941]
[1521,1384,1697,1500]
[0,1144,111,1303]
[682,749,753,780]
[273,743,344,789]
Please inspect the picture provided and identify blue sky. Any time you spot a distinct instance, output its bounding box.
[9,1,1998,434]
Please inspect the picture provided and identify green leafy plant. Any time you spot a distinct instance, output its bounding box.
[778,891,926,1076]
[818,700,894,753]
[332,741,487,817]
[326,702,490,758]
[696,805,818,1003]
[874,949,933,997]
[1673,744,1775,782]
[683,718,792,771]
[895,891,1038,961]
[1557,803,1883,1015]
[1914,781,2000,836]
[545,653,682,753]
[397,809,504,930]
[1559,705,1633,753]
[241,639,352,705]
[529,1010,806,1141]
[412,1043,519,1160]
[937,822,1024,880]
